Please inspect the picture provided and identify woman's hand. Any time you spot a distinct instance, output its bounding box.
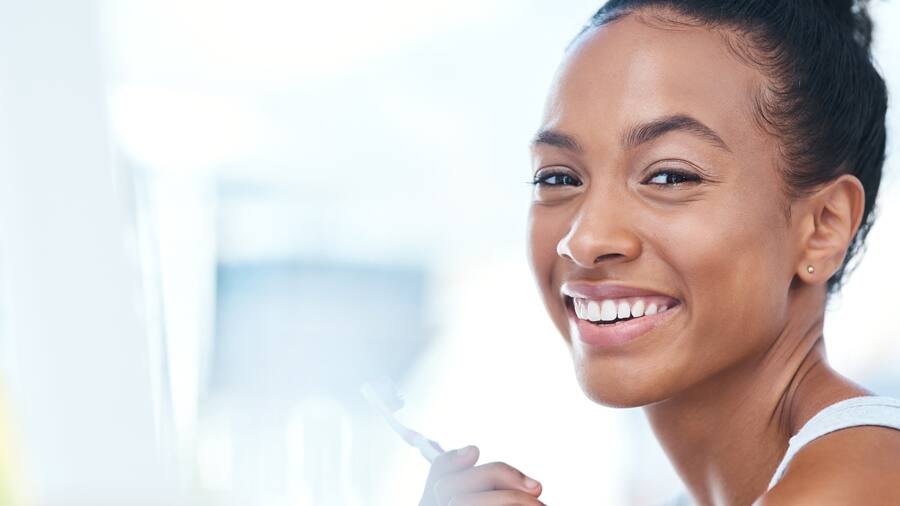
[419,446,545,505]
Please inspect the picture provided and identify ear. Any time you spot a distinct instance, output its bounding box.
[795,174,866,284]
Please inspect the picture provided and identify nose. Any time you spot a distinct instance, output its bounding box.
[556,196,642,269]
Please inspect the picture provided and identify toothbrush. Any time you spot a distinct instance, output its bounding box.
[360,379,446,462]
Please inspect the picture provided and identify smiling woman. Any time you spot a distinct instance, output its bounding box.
[418,1,900,505]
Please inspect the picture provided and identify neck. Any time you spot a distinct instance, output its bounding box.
[643,286,869,506]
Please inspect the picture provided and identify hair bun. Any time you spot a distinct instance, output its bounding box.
[823,0,874,51]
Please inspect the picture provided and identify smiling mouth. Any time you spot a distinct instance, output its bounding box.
[565,296,681,326]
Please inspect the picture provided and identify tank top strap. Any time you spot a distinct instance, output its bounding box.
[768,395,900,490]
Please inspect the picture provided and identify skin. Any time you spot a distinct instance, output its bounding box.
[420,9,900,506]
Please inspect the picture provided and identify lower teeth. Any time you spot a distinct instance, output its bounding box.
[592,317,635,325]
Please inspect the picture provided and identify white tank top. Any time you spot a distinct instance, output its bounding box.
[666,395,900,506]
[767,395,900,489]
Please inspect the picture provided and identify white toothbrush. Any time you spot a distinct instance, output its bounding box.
[361,379,446,462]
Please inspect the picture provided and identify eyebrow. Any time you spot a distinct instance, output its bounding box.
[624,114,731,152]
[531,129,583,152]
[531,114,731,153]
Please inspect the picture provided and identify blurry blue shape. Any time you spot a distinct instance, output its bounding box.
[212,261,429,399]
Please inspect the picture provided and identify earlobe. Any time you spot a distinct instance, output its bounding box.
[796,262,818,283]
[797,175,865,284]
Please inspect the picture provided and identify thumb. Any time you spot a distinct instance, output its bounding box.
[425,445,480,484]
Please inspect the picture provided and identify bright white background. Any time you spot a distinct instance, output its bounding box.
[0,1,898,505]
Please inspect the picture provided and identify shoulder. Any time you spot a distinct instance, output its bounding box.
[755,425,900,506]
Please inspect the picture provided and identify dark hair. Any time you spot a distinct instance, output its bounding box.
[578,0,888,293]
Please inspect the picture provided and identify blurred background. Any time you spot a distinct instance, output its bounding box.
[0,0,899,504]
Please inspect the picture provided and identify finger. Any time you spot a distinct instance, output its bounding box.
[422,446,480,502]
[434,462,542,502]
[428,446,480,479]
[446,490,547,506]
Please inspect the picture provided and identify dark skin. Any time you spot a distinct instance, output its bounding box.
[420,10,900,506]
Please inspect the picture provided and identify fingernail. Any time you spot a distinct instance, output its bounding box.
[524,476,540,489]
[456,446,474,458]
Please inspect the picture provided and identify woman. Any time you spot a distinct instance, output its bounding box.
[419,1,899,505]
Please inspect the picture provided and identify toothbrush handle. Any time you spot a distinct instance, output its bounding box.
[415,435,445,462]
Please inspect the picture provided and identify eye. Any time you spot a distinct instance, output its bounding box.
[531,170,582,187]
[644,169,702,186]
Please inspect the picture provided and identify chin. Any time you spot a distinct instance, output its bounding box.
[570,354,679,408]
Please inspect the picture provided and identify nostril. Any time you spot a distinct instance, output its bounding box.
[594,253,625,264]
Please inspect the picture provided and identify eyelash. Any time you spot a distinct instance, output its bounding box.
[530,171,582,187]
[644,169,703,186]
[530,168,703,187]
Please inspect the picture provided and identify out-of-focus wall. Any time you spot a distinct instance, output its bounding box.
[0,1,177,504]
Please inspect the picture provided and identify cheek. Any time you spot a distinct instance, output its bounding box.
[659,191,793,355]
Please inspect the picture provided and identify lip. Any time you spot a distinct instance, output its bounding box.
[561,281,679,301]
[561,281,682,348]
[568,302,681,348]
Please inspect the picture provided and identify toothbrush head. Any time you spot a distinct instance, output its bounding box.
[360,377,405,415]
[360,377,446,462]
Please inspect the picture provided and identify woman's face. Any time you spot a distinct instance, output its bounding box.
[527,13,803,407]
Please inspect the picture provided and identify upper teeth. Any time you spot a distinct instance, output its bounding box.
[573,297,672,322]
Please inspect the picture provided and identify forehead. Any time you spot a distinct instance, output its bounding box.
[543,13,765,152]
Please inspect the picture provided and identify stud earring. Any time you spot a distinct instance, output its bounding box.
[806,265,815,274]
